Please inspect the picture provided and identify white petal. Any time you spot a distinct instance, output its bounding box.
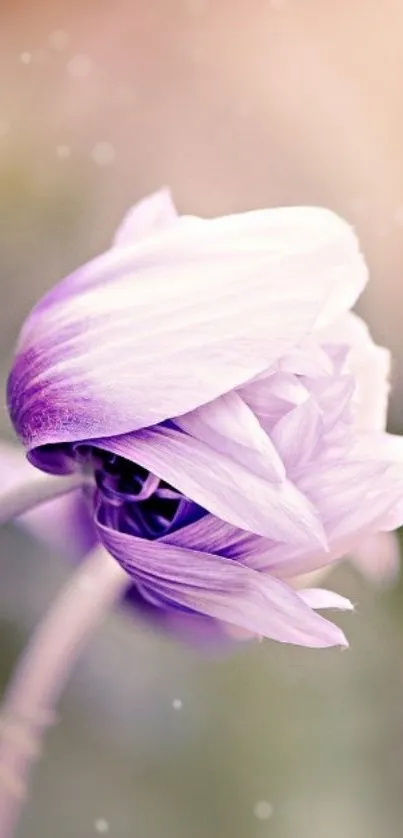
[279,337,333,377]
[318,312,391,432]
[297,458,403,542]
[298,588,354,611]
[175,391,285,482]
[11,204,368,449]
[239,373,310,431]
[113,188,179,246]
[271,398,323,472]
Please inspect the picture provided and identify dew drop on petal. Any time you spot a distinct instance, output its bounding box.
[20,52,32,65]
[68,54,93,78]
[94,818,109,834]
[91,142,116,167]
[172,698,183,710]
[253,801,273,820]
[49,30,70,51]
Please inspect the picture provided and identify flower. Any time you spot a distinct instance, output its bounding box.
[6,189,403,648]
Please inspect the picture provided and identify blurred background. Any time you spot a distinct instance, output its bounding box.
[1,1,403,836]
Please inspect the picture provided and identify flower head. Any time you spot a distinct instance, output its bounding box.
[6,190,403,647]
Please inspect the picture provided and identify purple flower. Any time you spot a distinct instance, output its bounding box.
[6,190,403,648]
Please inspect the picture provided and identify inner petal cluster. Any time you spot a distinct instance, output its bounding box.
[78,447,206,540]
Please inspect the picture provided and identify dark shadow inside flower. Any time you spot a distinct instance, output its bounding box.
[86,447,207,541]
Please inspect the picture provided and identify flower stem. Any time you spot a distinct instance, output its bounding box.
[0,547,129,838]
[0,473,85,526]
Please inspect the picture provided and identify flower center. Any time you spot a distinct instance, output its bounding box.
[77,447,205,540]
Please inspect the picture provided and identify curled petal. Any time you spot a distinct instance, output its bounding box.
[175,391,285,482]
[271,398,323,472]
[113,189,179,247]
[239,372,310,431]
[256,456,403,579]
[298,588,354,611]
[160,512,268,563]
[297,458,403,542]
[318,312,391,432]
[161,512,257,550]
[9,204,367,450]
[304,374,355,431]
[93,426,327,547]
[97,520,348,648]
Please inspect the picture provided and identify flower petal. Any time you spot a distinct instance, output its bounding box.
[9,204,367,449]
[297,458,403,542]
[318,312,391,432]
[160,511,262,556]
[0,442,95,561]
[303,374,355,432]
[270,397,323,472]
[344,434,403,529]
[298,588,354,611]
[175,391,285,482]
[96,520,348,648]
[113,189,179,247]
[351,431,403,463]
[93,425,326,547]
[279,337,333,377]
[239,372,310,431]
[256,456,403,579]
